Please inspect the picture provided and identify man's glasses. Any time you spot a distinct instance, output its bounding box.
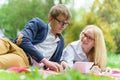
[82,32,95,42]
[53,17,69,27]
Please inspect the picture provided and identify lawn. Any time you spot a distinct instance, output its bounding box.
[0,53,119,80]
[107,53,120,68]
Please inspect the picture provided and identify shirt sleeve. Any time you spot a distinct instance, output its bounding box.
[61,44,75,68]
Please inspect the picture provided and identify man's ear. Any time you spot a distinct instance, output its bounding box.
[48,16,54,22]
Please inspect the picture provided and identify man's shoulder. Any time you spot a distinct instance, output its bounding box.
[31,17,45,24]
[27,17,47,29]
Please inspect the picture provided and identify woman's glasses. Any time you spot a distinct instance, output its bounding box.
[82,32,95,42]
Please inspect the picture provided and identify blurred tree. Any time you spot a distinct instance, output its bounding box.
[92,0,120,54]
[93,0,120,24]
[0,0,118,53]
[111,22,120,54]
[0,0,54,38]
[63,0,116,53]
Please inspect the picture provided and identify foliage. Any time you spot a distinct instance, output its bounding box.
[0,71,21,80]
[94,0,120,24]
[107,53,120,68]
[64,8,116,53]
[63,8,86,46]
[0,0,54,38]
[96,19,116,53]
[0,0,119,53]
[111,23,120,54]
[92,0,120,54]
[64,0,120,53]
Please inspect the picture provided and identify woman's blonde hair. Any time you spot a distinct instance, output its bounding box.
[79,25,107,70]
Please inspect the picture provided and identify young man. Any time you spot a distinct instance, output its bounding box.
[16,4,71,72]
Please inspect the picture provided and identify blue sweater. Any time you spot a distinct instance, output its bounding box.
[18,18,64,63]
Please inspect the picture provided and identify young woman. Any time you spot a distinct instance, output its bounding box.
[61,25,107,71]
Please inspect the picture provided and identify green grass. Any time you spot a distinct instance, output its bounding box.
[0,53,119,80]
[0,69,113,80]
[107,53,120,68]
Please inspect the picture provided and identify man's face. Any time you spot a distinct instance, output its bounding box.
[50,14,69,35]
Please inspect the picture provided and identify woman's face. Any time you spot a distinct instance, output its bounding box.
[81,28,95,53]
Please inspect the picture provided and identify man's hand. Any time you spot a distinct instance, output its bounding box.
[41,58,63,72]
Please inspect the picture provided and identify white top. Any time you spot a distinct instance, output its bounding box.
[34,23,60,60]
[61,40,88,68]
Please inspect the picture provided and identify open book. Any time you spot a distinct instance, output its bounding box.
[73,62,94,74]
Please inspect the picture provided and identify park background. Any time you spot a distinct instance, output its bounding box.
[0,0,120,79]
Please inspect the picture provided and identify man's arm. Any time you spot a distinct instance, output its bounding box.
[19,18,45,62]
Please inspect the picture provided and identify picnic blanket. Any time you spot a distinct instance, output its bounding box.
[7,67,120,79]
[103,68,120,79]
[8,67,60,75]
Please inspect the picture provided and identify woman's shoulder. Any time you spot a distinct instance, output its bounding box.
[70,40,80,46]
[65,40,81,49]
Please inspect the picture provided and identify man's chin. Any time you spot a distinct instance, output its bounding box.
[57,31,62,34]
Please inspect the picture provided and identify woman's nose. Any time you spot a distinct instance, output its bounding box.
[84,37,88,41]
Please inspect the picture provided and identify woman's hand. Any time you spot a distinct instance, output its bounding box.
[90,65,101,74]
[60,61,70,70]
[105,67,112,73]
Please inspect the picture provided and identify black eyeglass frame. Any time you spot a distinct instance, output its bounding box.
[53,17,70,26]
[82,32,95,42]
